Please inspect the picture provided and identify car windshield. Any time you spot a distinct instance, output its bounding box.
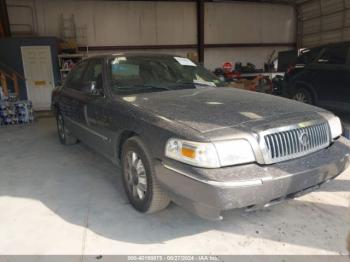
[108,55,226,94]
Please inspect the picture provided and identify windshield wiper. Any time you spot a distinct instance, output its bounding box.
[172,82,216,87]
[116,84,172,91]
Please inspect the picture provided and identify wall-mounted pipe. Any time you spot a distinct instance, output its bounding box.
[7,4,36,35]
[9,23,34,35]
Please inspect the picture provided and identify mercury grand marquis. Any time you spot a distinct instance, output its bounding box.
[51,54,350,220]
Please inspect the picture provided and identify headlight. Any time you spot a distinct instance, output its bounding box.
[165,138,255,168]
[214,139,256,166]
[165,139,220,168]
[328,116,343,139]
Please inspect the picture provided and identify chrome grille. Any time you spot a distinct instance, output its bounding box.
[262,122,330,164]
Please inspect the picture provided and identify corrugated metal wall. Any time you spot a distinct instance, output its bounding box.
[298,0,350,47]
[6,0,296,69]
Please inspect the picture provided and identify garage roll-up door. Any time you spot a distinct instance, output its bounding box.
[299,0,350,47]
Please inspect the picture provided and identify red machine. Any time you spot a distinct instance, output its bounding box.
[222,62,241,81]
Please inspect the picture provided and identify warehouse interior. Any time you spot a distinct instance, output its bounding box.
[0,0,350,257]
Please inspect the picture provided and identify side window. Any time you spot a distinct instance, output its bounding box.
[82,59,103,91]
[317,46,349,65]
[65,60,88,89]
[298,47,322,64]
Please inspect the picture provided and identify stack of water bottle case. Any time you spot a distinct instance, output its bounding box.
[0,87,34,126]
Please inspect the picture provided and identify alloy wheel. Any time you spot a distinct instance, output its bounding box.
[293,92,308,103]
[125,151,148,200]
[57,114,65,139]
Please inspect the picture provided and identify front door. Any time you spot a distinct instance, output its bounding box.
[21,46,55,110]
[81,58,115,159]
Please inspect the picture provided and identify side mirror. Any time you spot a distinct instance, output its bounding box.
[90,81,104,96]
[90,81,97,95]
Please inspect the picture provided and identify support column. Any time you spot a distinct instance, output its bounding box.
[197,0,204,64]
[0,0,11,37]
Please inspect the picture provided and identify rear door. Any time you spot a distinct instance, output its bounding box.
[59,59,89,135]
[309,45,350,112]
[59,60,88,121]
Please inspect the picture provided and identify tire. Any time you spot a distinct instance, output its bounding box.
[292,87,314,104]
[56,112,78,145]
[121,136,170,213]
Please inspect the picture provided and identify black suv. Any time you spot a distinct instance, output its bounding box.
[283,41,350,114]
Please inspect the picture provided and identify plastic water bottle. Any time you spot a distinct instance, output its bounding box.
[0,87,3,101]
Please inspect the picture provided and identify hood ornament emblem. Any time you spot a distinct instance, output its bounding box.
[299,132,309,147]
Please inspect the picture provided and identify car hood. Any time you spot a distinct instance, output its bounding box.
[122,88,327,133]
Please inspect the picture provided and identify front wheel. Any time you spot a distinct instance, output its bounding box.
[292,88,314,104]
[121,136,170,213]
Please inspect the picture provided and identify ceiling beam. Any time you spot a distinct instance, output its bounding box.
[295,0,316,6]
[107,0,296,5]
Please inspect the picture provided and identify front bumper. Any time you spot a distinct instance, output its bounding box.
[155,137,350,220]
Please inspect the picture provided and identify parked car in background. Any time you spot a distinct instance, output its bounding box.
[282,41,350,114]
[52,54,350,220]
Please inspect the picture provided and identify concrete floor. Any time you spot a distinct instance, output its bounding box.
[0,117,349,255]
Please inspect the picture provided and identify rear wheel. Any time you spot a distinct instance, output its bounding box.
[56,112,78,145]
[121,136,170,213]
[292,88,314,104]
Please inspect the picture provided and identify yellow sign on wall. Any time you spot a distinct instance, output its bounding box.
[34,80,46,86]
